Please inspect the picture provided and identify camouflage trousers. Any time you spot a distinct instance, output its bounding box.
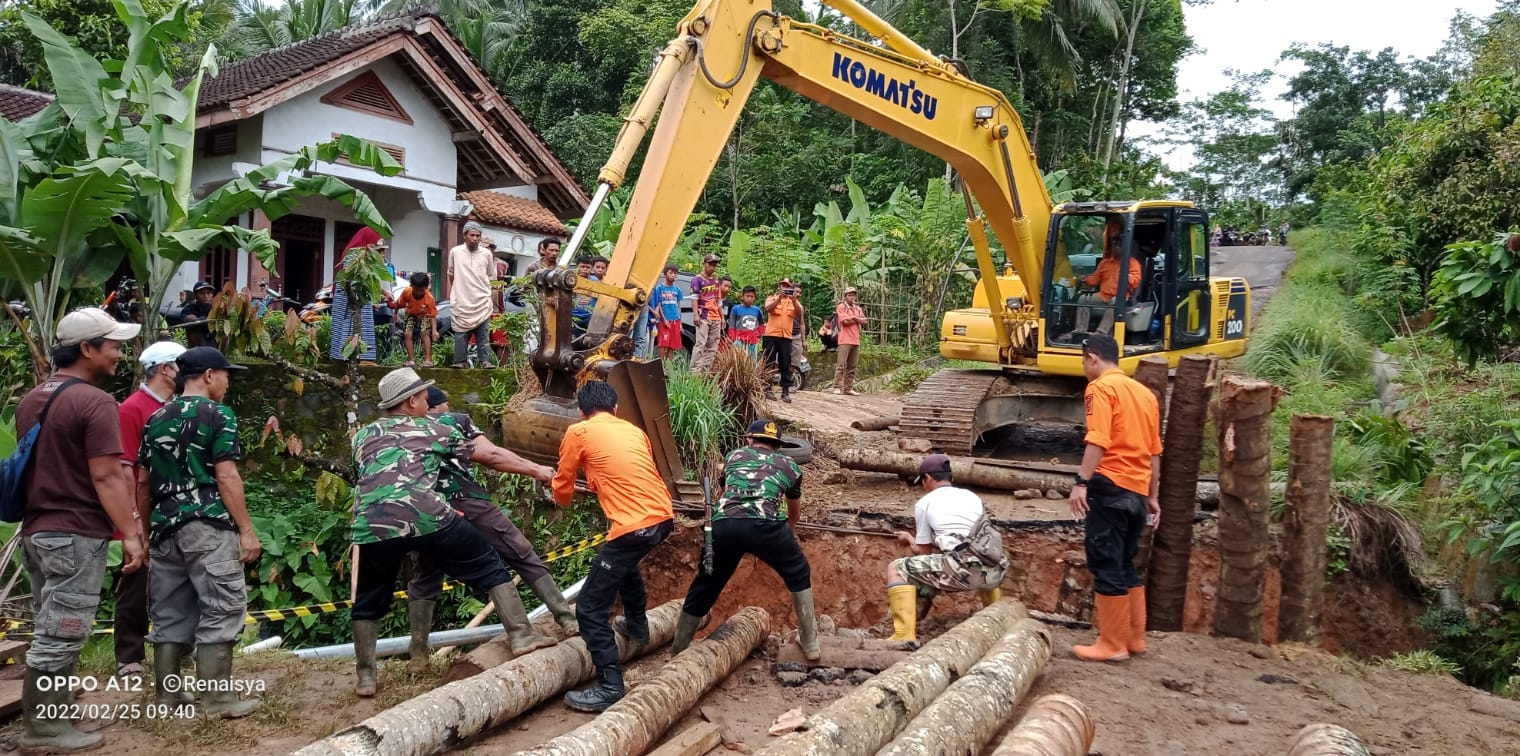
[22,533,109,672]
[893,550,1006,594]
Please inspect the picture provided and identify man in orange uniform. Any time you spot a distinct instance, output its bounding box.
[553,381,675,712]
[762,278,800,403]
[1069,334,1162,662]
[1075,225,1141,335]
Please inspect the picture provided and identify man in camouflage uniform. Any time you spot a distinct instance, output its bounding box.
[884,454,1008,643]
[401,387,577,675]
[349,368,557,697]
[671,419,819,660]
[137,347,262,718]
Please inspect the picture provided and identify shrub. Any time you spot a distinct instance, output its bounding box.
[1383,650,1462,677]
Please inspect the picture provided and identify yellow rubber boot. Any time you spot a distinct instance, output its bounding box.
[1127,586,1147,655]
[1073,594,1131,663]
[978,587,1002,607]
[887,584,917,642]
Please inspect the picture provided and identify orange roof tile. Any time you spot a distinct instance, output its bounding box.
[461,190,569,237]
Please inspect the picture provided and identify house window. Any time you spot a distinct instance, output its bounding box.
[332,133,406,169]
[200,247,237,290]
[319,70,414,124]
[202,125,237,157]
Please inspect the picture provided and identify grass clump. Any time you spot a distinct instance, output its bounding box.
[665,359,740,473]
[1383,650,1462,677]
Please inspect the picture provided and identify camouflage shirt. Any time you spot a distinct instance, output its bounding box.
[139,396,241,539]
[433,412,491,504]
[714,445,803,522]
[350,415,472,544]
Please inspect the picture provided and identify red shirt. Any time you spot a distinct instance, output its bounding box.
[116,387,167,540]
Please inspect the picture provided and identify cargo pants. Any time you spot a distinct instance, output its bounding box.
[22,533,110,672]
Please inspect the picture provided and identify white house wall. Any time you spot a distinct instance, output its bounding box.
[478,222,554,276]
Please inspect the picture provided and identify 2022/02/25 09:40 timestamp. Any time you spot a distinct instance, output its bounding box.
[30,703,197,721]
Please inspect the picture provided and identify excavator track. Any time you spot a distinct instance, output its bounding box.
[898,369,1006,455]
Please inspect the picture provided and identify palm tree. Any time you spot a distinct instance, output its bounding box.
[224,0,380,58]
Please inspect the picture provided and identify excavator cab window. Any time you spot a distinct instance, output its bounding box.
[1044,213,1134,346]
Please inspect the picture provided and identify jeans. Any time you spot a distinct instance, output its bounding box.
[147,520,247,645]
[408,498,551,600]
[1083,475,1146,596]
[114,560,149,666]
[353,517,512,621]
[22,533,109,672]
[634,309,652,359]
[682,519,810,618]
[762,335,793,393]
[577,520,673,669]
[453,320,493,367]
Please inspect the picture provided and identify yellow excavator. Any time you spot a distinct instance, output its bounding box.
[503,0,1251,493]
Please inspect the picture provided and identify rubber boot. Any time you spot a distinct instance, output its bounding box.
[613,613,650,645]
[197,643,261,719]
[353,620,379,697]
[528,575,579,635]
[406,599,435,675]
[152,643,195,706]
[887,584,917,643]
[1073,594,1131,663]
[1127,586,1148,655]
[564,665,625,713]
[915,587,935,620]
[21,666,103,754]
[978,587,1003,607]
[491,583,557,657]
[670,611,704,656]
[792,589,822,662]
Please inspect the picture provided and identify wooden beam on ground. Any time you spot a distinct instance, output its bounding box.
[0,678,21,718]
[773,636,911,670]
[991,694,1095,756]
[0,640,29,663]
[513,607,770,756]
[1285,723,1370,756]
[647,723,723,756]
[850,416,898,431]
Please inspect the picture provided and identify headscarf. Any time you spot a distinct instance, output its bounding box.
[336,227,384,273]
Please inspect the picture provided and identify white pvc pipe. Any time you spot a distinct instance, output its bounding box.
[291,578,585,661]
[238,636,284,655]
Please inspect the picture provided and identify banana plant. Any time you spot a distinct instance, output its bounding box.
[0,0,401,373]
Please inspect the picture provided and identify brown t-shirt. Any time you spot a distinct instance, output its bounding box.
[16,376,122,539]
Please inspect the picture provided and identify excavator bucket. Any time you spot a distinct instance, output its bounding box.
[500,358,696,504]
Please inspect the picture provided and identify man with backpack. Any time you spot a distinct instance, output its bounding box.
[9,308,145,753]
[883,454,1008,644]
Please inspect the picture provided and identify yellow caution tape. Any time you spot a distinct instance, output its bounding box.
[0,533,607,640]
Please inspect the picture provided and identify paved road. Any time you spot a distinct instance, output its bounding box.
[1212,244,1295,319]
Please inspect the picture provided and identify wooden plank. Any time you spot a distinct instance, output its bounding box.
[0,678,22,718]
[0,640,29,663]
[647,722,723,756]
[773,637,911,671]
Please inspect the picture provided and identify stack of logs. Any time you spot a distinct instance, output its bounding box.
[838,354,1338,646]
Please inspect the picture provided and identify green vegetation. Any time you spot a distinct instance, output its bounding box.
[1383,650,1463,677]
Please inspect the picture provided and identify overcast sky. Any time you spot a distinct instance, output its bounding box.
[1133,0,1500,158]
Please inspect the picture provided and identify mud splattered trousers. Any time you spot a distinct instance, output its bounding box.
[578,520,673,670]
[682,518,810,618]
[22,533,109,672]
[1084,475,1146,597]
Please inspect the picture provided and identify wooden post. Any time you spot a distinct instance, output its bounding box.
[1147,355,1216,631]
[991,694,1095,756]
[1212,376,1278,643]
[1130,356,1170,577]
[1278,415,1334,645]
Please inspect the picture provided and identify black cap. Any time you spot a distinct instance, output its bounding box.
[176,346,245,374]
[746,418,782,443]
[192,281,215,293]
[910,454,952,485]
[426,386,448,408]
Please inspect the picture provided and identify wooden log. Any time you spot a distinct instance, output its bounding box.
[1279,415,1334,645]
[1148,355,1216,631]
[293,601,685,756]
[514,607,769,756]
[836,448,1221,505]
[759,600,1025,756]
[990,694,1095,756]
[1213,376,1279,643]
[648,723,724,756]
[1285,724,1370,756]
[446,615,562,680]
[773,636,911,670]
[1130,356,1171,578]
[850,416,898,431]
[877,619,1053,756]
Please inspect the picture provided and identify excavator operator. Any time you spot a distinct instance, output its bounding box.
[1074,222,1141,335]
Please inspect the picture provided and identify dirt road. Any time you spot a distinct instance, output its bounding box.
[1213,244,1295,319]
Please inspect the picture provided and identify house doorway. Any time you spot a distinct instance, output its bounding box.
[272,215,326,302]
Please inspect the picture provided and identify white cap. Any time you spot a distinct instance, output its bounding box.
[139,341,187,369]
[56,308,140,347]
